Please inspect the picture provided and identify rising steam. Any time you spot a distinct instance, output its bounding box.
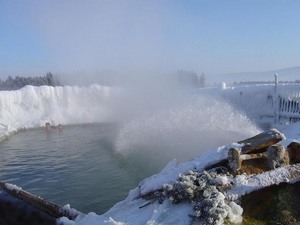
[114,93,260,170]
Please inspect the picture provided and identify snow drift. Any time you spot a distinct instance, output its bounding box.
[0,85,113,138]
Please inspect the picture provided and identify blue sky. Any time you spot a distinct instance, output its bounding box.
[0,0,300,79]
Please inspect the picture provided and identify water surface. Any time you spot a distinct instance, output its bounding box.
[0,116,259,215]
[0,124,142,214]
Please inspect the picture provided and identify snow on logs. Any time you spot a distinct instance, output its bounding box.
[0,181,80,220]
[140,129,300,223]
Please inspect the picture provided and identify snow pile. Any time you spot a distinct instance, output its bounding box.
[0,85,113,138]
[0,82,298,141]
[226,163,300,201]
[221,85,275,120]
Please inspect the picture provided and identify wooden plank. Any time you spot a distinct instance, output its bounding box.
[238,128,285,154]
[0,181,79,220]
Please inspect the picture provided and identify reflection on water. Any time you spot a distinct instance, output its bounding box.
[0,124,141,214]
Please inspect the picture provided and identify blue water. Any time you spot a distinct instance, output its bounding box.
[0,124,146,214]
[0,114,259,216]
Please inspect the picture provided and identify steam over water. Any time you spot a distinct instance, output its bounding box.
[0,85,261,214]
[114,93,260,175]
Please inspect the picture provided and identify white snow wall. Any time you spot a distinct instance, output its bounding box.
[1,83,299,139]
[0,85,113,137]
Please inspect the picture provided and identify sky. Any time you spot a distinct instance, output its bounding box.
[0,0,300,80]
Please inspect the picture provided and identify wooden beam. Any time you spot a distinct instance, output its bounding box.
[0,181,79,220]
[238,128,285,154]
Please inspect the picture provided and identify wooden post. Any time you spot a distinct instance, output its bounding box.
[274,73,279,124]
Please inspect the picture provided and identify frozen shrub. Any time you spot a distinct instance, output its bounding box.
[163,169,242,224]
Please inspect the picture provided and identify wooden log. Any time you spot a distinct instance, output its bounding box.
[207,129,286,172]
[140,129,287,198]
[238,128,285,154]
[0,181,80,220]
[228,144,289,173]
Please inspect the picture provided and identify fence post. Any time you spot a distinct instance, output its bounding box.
[274,74,279,124]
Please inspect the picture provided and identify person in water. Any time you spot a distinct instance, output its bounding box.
[45,122,51,131]
[45,122,63,131]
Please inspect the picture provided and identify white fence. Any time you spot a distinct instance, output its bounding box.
[266,74,300,124]
[220,75,300,125]
[278,95,300,123]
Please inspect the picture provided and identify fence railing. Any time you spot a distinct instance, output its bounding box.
[278,96,300,123]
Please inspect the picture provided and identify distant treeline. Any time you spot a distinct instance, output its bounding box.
[233,80,300,85]
[0,72,61,91]
[177,70,206,88]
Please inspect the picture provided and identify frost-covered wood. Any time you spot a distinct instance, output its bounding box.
[228,144,289,172]
[238,128,285,154]
[0,181,79,220]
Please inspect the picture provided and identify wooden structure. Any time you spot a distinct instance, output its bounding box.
[0,181,79,221]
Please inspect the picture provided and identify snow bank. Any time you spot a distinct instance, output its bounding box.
[1,82,298,140]
[226,163,300,201]
[221,85,275,119]
[0,85,113,138]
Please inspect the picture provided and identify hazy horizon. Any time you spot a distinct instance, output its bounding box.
[1,1,300,82]
[1,65,299,86]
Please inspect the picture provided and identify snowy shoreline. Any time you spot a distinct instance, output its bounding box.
[0,84,113,141]
[59,123,300,225]
[1,84,300,224]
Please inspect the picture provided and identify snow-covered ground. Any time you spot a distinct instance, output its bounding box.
[56,123,300,225]
[0,85,113,139]
[0,83,300,224]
